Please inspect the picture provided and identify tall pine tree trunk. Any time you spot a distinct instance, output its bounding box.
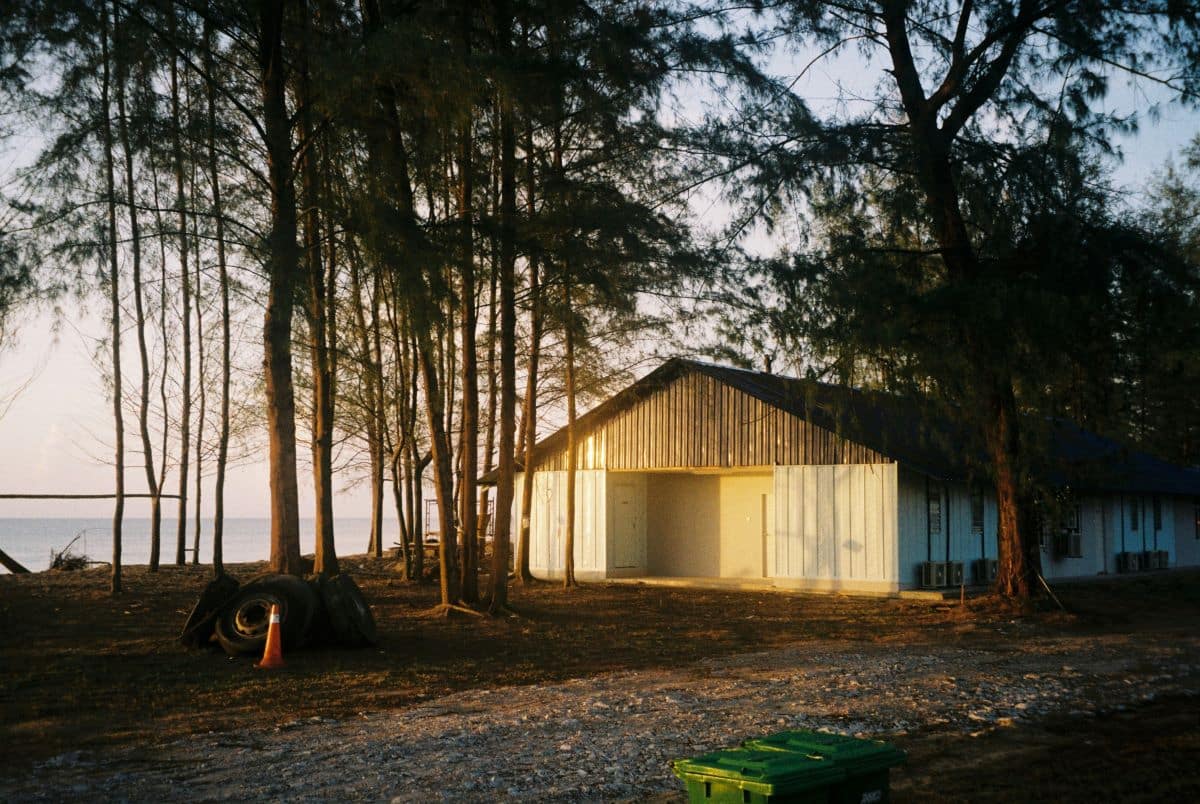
[407,334,424,581]
[191,197,206,565]
[260,0,303,575]
[299,4,337,576]
[147,142,171,566]
[100,1,124,597]
[489,0,517,611]
[114,23,160,578]
[881,10,1039,600]
[204,12,229,578]
[562,285,577,589]
[515,115,539,585]
[417,329,460,605]
[478,206,498,574]
[169,8,191,567]
[385,283,412,577]
[988,382,1040,599]
[370,269,387,559]
[360,0,455,601]
[457,4,479,603]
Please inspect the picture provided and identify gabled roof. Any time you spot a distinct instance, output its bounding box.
[491,358,1200,496]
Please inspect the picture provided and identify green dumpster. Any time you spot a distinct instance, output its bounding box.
[743,731,906,804]
[672,747,844,804]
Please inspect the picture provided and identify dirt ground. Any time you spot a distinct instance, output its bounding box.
[2,561,1199,801]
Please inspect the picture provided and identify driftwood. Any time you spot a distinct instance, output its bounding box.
[49,533,91,571]
[0,546,30,574]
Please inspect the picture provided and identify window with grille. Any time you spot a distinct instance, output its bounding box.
[927,487,942,533]
[970,489,984,536]
[1056,503,1083,558]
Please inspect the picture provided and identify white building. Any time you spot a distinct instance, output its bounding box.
[505,359,1200,594]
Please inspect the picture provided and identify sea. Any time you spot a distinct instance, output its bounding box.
[0,517,395,573]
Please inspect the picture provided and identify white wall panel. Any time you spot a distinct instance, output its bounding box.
[773,464,898,584]
[896,468,928,586]
[525,470,606,578]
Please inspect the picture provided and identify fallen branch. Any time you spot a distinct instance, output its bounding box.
[0,546,30,574]
[1037,572,1067,612]
[417,603,487,619]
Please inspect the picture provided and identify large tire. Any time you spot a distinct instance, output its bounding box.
[303,575,335,648]
[318,574,377,647]
[214,574,318,656]
[179,574,240,648]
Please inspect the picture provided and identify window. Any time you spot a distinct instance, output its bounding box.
[1061,504,1081,534]
[927,486,942,533]
[1153,496,1162,531]
[1036,507,1050,550]
[1055,502,1083,558]
[1130,497,1140,531]
[970,489,985,535]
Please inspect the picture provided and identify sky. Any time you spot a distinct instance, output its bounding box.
[0,27,1197,520]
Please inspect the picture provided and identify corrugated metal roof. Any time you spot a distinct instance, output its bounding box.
[486,358,1200,496]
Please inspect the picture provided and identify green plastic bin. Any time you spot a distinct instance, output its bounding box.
[743,731,906,804]
[672,747,844,804]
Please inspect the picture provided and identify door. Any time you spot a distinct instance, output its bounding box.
[613,480,644,568]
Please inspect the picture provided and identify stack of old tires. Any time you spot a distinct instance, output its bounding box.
[180,573,377,655]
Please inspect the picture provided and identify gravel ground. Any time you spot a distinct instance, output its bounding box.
[5,629,1198,802]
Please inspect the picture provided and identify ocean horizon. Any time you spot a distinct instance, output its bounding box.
[0,517,404,573]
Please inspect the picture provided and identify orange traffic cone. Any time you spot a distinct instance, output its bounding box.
[255,604,285,669]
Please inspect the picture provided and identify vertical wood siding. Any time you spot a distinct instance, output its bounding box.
[516,469,607,578]
[538,372,891,471]
[773,464,898,583]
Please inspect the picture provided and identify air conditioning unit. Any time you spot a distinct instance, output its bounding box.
[946,561,965,586]
[920,561,947,588]
[973,558,999,585]
[1144,550,1169,570]
[1116,551,1137,573]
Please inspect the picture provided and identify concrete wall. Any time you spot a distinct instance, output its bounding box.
[773,464,898,591]
[646,474,719,576]
[641,472,772,578]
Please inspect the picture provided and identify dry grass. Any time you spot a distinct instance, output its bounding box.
[2,560,1199,800]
